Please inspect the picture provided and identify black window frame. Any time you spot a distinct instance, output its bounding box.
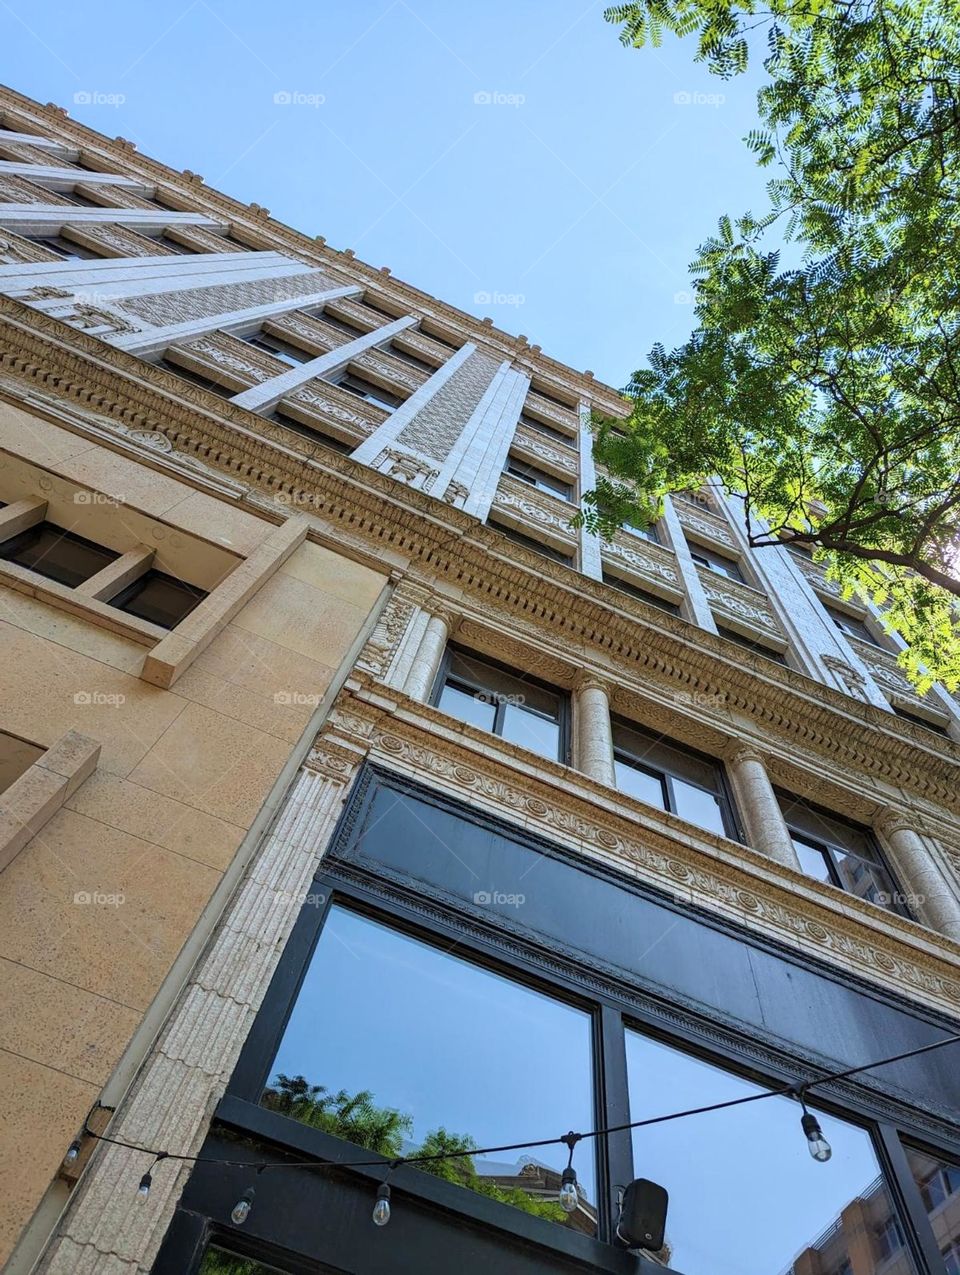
[825,603,880,646]
[154,784,960,1275]
[245,331,313,367]
[777,791,912,919]
[0,519,118,587]
[891,705,951,738]
[686,541,746,583]
[431,644,571,765]
[27,234,102,261]
[611,717,742,841]
[517,412,577,449]
[490,519,575,564]
[601,571,679,614]
[334,371,403,411]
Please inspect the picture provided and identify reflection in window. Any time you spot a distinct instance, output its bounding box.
[260,906,597,1232]
[906,1145,960,1268]
[625,1030,915,1275]
[612,721,735,838]
[199,1249,288,1275]
[434,648,567,763]
[778,792,908,916]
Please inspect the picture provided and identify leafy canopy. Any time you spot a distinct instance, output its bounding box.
[590,0,960,690]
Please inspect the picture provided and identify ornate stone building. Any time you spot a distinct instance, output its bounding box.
[0,86,958,1275]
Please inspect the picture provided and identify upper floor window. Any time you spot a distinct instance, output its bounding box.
[388,342,436,372]
[491,520,575,564]
[156,232,196,255]
[109,569,207,630]
[245,331,312,367]
[777,792,908,915]
[271,410,352,454]
[419,324,460,351]
[716,625,787,664]
[529,382,576,412]
[432,647,568,763]
[517,413,576,449]
[335,372,403,412]
[0,521,118,587]
[27,235,101,261]
[503,457,573,502]
[0,730,43,795]
[319,310,366,339]
[602,571,679,614]
[612,720,736,838]
[622,517,659,544]
[158,358,235,398]
[891,704,951,737]
[825,604,879,645]
[687,541,745,582]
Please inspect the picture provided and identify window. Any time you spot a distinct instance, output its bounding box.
[245,332,312,367]
[156,233,196,255]
[777,792,908,916]
[271,411,352,454]
[319,310,366,339]
[433,647,568,763]
[716,626,787,664]
[602,571,679,614]
[109,569,207,630]
[825,604,879,645]
[612,720,736,838]
[199,1250,283,1275]
[259,904,597,1232]
[334,372,402,412]
[891,705,950,737]
[388,342,435,372]
[621,517,659,544]
[906,1146,960,1216]
[945,1244,960,1275]
[624,1029,916,1275]
[0,521,118,587]
[0,730,43,795]
[687,541,745,582]
[27,235,100,261]
[874,1215,905,1260]
[529,383,576,412]
[490,520,574,564]
[158,358,236,398]
[517,413,576,448]
[419,324,460,351]
[503,457,573,502]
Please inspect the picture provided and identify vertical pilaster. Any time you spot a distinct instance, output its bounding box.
[577,401,602,581]
[725,746,801,869]
[659,494,717,631]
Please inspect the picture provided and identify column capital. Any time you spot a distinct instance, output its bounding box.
[573,670,612,698]
[429,601,460,635]
[874,807,919,840]
[724,742,766,769]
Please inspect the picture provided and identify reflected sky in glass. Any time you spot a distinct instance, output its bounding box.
[267,906,597,1217]
[626,1030,911,1275]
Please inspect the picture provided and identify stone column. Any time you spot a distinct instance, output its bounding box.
[575,675,616,786]
[725,745,801,870]
[875,810,960,942]
[404,608,456,702]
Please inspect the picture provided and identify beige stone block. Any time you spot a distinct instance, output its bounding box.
[0,585,147,675]
[0,401,96,467]
[127,701,290,825]
[192,621,340,693]
[162,489,274,555]
[0,1049,96,1267]
[279,540,386,608]
[65,771,245,872]
[43,1237,143,1275]
[0,622,186,776]
[233,569,372,663]
[37,729,100,796]
[55,446,191,517]
[170,662,322,743]
[0,957,140,1084]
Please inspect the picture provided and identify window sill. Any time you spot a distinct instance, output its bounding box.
[0,729,100,872]
[0,558,167,645]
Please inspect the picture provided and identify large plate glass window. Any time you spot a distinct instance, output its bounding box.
[625,1029,916,1275]
[259,904,598,1233]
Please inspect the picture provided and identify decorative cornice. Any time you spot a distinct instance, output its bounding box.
[2,298,959,816]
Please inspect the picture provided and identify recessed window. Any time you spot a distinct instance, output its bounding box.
[0,730,43,795]
[891,705,951,736]
[335,372,402,412]
[158,358,236,398]
[109,569,207,630]
[602,571,679,614]
[419,324,460,351]
[0,521,118,587]
[491,520,574,564]
[518,413,576,448]
[27,235,100,261]
[612,720,736,838]
[503,457,573,502]
[433,647,568,763]
[260,904,597,1231]
[245,331,312,367]
[825,604,878,645]
[271,410,353,453]
[59,190,102,208]
[319,310,366,339]
[687,542,745,582]
[716,626,786,664]
[388,342,435,372]
[529,383,576,412]
[777,791,908,915]
[621,517,659,544]
[156,233,196,255]
[625,1028,912,1275]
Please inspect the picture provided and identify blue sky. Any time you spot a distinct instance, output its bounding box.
[4,0,770,387]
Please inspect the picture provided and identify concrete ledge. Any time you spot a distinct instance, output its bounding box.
[0,730,100,872]
[140,515,310,689]
[0,559,167,645]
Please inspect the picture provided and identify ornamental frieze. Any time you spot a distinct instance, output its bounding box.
[699,573,781,631]
[602,533,680,586]
[511,425,578,475]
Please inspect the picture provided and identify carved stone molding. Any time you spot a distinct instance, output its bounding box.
[700,574,780,632]
[603,533,680,587]
[373,447,440,491]
[822,654,868,696]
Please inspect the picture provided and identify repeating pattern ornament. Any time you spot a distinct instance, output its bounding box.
[511,426,578,475]
[678,508,737,547]
[700,575,780,631]
[494,480,578,540]
[185,335,274,383]
[603,535,680,586]
[822,654,868,695]
[373,447,440,490]
[356,594,417,677]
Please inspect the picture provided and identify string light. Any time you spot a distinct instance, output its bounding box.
[230,1187,255,1225]
[63,1140,81,1165]
[61,1027,959,1226]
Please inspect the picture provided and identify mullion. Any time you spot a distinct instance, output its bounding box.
[876,1125,948,1275]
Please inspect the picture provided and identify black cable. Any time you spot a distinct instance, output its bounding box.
[78,1026,960,1178]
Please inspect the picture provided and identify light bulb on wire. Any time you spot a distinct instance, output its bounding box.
[372,1182,392,1227]
[559,1166,579,1213]
[63,1140,81,1165]
[231,1188,255,1225]
[801,1111,832,1162]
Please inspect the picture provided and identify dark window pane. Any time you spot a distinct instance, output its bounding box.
[687,544,745,582]
[109,569,207,629]
[826,606,878,644]
[159,358,236,397]
[28,235,100,260]
[0,731,43,794]
[717,626,787,663]
[262,906,597,1233]
[0,522,117,587]
[246,333,311,366]
[504,458,573,501]
[517,413,576,448]
[832,848,902,911]
[603,572,679,613]
[778,795,877,862]
[436,651,566,762]
[491,521,574,563]
[625,1029,914,1275]
[892,706,951,736]
[337,374,402,410]
[271,411,352,453]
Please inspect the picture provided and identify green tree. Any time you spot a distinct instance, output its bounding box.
[588,0,960,690]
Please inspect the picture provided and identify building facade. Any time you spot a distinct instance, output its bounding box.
[0,85,959,1275]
